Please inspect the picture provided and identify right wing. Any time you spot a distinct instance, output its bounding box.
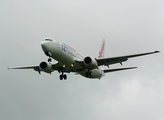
[8,63,71,74]
[8,65,40,72]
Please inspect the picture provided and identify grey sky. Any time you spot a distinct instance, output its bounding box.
[1,0,164,120]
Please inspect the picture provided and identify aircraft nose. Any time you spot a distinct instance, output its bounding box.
[41,40,49,51]
[41,38,57,52]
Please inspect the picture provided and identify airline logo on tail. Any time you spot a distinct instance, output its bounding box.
[98,39,105,58]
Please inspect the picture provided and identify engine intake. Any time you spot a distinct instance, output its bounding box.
[84,57,92,64]
[84,56,98,69]
[39,61,53,73]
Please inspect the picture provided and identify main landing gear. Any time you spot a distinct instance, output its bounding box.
[85,71,93,77]
[59,72,67,80]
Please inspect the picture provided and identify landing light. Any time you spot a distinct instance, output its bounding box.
[71,64,74,67]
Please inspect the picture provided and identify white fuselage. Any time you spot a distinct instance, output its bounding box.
[41,40,105,79]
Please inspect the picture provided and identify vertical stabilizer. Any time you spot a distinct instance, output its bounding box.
[98,39,105,58]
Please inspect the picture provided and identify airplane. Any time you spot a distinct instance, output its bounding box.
[8,38,160,80]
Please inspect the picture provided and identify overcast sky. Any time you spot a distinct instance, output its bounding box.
[1,0,164,120]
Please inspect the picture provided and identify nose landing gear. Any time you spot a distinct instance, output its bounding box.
[48,57,52,62]
[44,51,68,80]
[45,52,52,63]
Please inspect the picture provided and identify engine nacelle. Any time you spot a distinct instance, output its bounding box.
[84,56,98,69]
[39,61,54,73]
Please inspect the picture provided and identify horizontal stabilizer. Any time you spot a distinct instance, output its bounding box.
[104,67,137,73]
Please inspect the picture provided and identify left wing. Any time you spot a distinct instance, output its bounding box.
[97,51,160,66]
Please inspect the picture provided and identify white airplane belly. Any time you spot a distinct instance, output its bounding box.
[49,46,83,70]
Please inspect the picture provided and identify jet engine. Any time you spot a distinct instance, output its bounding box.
[84,56,98,69]
[39,61,54,73]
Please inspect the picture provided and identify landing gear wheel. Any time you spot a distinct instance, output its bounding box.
[48,58,52,62]
[86,71,93,77]
[89,71,93,77]
[59,75,63,80]
[59,74,67,80]
[63,74,67,80]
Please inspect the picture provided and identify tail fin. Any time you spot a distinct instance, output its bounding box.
[98,39,105,58]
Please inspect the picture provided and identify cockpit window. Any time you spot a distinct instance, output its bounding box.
[45,39,53,42]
